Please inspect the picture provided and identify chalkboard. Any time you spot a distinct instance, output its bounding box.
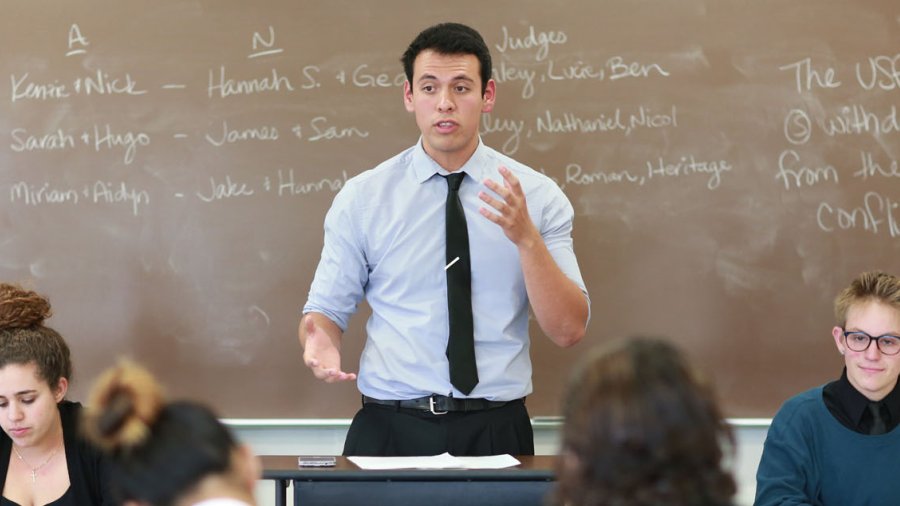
[2,0,898,418]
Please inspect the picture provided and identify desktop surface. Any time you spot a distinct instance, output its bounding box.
[261,455,556,506]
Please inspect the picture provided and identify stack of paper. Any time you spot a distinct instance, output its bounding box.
[348,452,520,470]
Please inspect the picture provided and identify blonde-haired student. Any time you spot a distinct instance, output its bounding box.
[756,271,900,505]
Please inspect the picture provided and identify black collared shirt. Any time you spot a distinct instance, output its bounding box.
[823,368,900,434]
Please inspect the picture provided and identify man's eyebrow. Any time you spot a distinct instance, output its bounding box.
[416,73,475,83]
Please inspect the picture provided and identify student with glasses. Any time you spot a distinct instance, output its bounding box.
[755,270,900,505]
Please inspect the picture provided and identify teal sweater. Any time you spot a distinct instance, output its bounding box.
[755,386,900,506]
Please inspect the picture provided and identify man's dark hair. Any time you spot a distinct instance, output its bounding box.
[401,22,492,95]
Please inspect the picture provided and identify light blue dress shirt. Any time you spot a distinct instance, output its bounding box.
[304,139,588,401]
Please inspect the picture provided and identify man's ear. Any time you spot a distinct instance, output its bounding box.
[403,80,414,112]
[481,79,496,113]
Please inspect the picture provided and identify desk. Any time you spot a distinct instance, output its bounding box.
[261,455,556,506]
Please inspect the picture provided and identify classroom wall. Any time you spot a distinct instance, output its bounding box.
[230,421,769,506]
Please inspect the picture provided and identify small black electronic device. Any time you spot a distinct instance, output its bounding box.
[298,456,337,467]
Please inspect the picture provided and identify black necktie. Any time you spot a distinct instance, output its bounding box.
[868,402,887,435]
[443,173,478,395]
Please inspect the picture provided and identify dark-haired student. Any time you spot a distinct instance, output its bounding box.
[298,21,589,457]
[553,337,736,506]
[83,360,260,506]
[0,283,113,505]
[755,270,900,505]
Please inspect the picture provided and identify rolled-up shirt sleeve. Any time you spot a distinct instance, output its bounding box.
[540,182,590,320]
[303,181,368,332]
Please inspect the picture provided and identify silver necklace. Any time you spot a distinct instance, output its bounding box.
[12,443,60,483]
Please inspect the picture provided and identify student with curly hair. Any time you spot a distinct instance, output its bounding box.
[0,283,113,505]
[554,337,736,506]
[83,360,260,506]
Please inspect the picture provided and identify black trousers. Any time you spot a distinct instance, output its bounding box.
[342,399,535,456]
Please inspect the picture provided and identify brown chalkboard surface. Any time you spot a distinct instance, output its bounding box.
[2,0,899,418]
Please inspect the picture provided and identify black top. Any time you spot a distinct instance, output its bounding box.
[0,487,73,506]
[0,401,114,505]
[823,368,900,434]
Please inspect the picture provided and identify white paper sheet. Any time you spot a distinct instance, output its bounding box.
[348,452,521,470]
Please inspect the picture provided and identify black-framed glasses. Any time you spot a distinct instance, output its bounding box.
[842,330,900,356]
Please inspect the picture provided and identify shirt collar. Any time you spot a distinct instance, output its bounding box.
[834,367,900,425]
[882,372,900,421]
[412,137,489,184]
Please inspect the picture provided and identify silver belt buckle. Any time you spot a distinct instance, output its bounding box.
[428,395,448,415]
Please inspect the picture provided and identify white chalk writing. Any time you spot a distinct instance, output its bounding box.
[73,69,146,96]
[779,57,842,93]
[196,176,255,202]
[88,124,150,165]
[91,181,150,216]
[776,150,839,190]
[607,57,670,80]
[307,117,369,141]
[348,64,405,88]
[249,26,284,59]
[546,59,604,81]
[10,74,70,102]
[11,128,76,152]
[301,65,320,89]
[856,54,900,91]
[66,24,89,57]
[783,108,812,145]
[817,191,900,237]
[10,69,145,102]
[565,164,643,187]
[205,121,279,146]
[276,169,347,196]
[9,180,148,216]
[854,151,900,181]
[647,155,732,190]
[208,66,295,98]
[495,25,568,61]
[536,105,677,136]
[492,60,536,99]
[819,105,900,137]
[481,114,525,155]
[10,182,79,205]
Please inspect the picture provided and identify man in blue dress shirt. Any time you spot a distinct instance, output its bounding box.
[298,22,590,456]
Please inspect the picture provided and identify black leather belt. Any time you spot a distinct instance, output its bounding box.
[362,394,520,415]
